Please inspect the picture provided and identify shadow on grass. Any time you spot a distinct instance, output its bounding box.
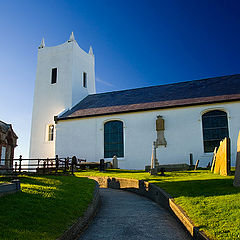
[151,178,240,198]
[1,175,60,188]
[0,175,95,240]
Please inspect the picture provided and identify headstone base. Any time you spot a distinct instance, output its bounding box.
[150,168,158,175]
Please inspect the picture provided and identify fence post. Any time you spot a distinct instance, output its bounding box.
[72,156,77,175]
[71,159,74,175]
[15,162,17,173]
[55,155,59,173]
[43,161,46,175]
[190,153,193,166]
[64,158,67,173]
[46,158,49,169]
[66,157,69,169]
[19,155,22,173]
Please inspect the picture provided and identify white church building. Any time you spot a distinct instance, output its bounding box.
[29,33,240,169]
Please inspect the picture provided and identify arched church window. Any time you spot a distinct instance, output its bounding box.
[202,110,229,153]
[48,125,54,141]
[104,121,124,158]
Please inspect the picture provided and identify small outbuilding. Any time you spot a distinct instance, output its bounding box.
[0,120,18,171]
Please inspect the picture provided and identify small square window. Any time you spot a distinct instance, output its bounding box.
[83,72,87,88]
[51,68,57,84]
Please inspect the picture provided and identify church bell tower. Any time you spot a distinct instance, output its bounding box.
[29,32,95,159]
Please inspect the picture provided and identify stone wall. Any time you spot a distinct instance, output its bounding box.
[0,179,21,197]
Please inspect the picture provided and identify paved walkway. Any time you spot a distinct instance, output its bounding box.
[79,188,192,240]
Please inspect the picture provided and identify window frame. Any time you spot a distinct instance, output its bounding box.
[104,120,124,158]
[51,68,57,84]
[201,109,229,153]
[83,72,87,88]
[0,145,6,165]
[47,124,54,142]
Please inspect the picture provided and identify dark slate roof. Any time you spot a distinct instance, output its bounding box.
[58,73,240,120]
[0,120,11,133]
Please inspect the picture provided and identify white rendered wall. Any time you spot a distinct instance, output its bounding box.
[56,101,240,169]
[29,39,95,159]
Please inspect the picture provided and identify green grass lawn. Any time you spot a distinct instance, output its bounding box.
[76,169,240,240]
[0,175,95,240]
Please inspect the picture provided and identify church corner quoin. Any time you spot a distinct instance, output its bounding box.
[29,33,240,170]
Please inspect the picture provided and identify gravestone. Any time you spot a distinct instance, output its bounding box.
[71,156,77,174]
[189,153,193,166]
[194,160,199,170]
[12,179,21,191]
[150,168,158,175]
[233,131,240,187]
[99,159,105,172]
[211,147,217,172]
[112,155,118,169]
[214,138,231,176]
[72,156,77,165]
[106,162,112,169]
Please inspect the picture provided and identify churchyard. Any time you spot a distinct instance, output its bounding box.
[0,168,240,240]
[0,133,239,240]
[76,169,240,240]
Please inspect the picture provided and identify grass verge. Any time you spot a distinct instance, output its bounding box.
[0,175,95,240]
[76,169,240,240]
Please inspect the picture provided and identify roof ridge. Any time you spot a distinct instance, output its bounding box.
[59,73,240,119]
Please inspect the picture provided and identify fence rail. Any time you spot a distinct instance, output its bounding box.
[0,155,94,175]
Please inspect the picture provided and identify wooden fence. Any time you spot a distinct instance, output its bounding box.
[0,155,99,175]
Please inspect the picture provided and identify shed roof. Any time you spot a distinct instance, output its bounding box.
[58,73,240,120]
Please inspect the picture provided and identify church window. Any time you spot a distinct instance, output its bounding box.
[48,125,54,141]
[202,110,229,153]
[104,121,124,158]
[51,68,57,84]
[83,72,87,88]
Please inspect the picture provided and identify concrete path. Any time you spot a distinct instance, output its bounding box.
[79,188,192,240]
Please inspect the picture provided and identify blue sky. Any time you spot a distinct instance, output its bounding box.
[0,0,239,158]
